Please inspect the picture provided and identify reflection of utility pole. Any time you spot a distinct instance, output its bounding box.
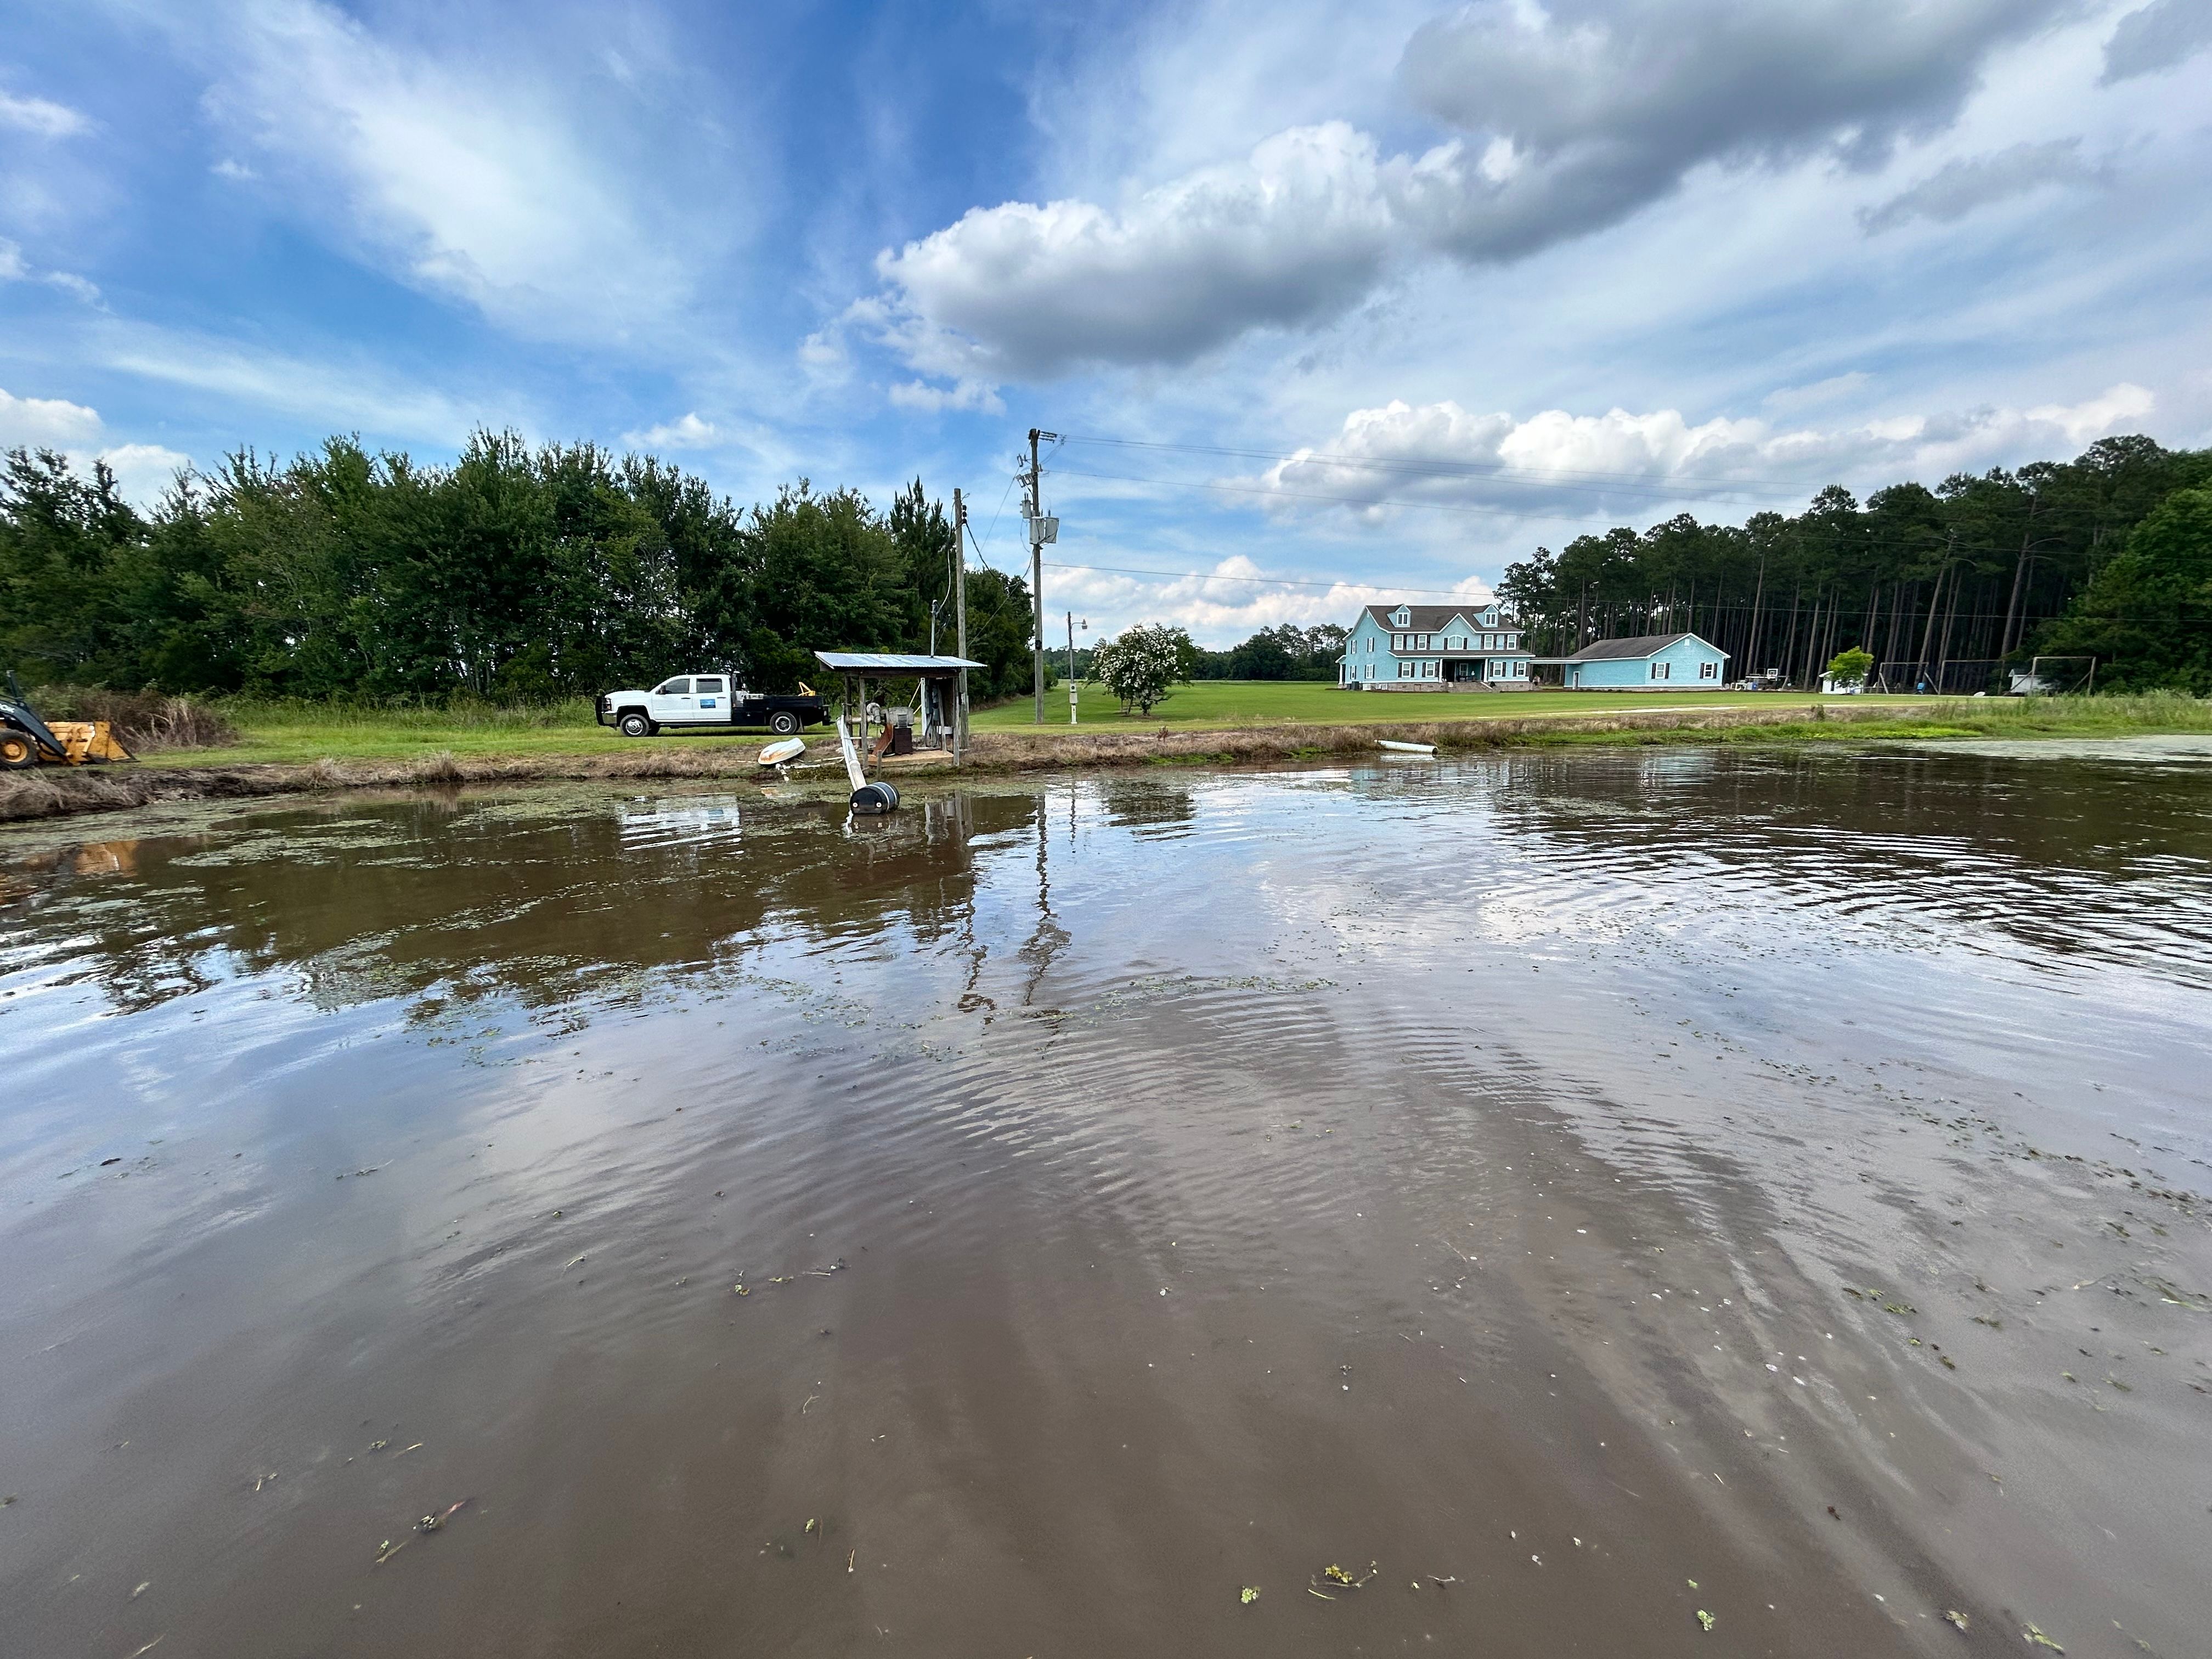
[952,487,968,764]
[1018,789,1069,1006]
[1024,428,1060,724]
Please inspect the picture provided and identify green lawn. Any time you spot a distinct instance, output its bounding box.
[141,684,2208,768]
[969,680,1938,731]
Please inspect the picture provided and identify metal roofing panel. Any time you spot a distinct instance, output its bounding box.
[1564,632,1707,662]
[811,651,984,671]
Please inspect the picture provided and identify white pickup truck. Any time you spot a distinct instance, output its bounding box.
[596,675,828,738]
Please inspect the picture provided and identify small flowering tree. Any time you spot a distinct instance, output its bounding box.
[1092,623,1187,715]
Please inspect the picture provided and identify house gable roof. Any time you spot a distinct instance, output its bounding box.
[1359,604,1502,632]
[1564,632,1725,662]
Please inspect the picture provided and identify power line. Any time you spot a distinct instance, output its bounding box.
[974,473,1018,559]
[1052,464,1604,523]
[1044,562,2212,628]
[1044,558,1485,598]
[1059,432,1826,499]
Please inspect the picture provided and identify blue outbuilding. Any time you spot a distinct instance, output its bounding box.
[1542,632,1730,689]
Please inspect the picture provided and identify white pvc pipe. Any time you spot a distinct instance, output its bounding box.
[834,715,867,791]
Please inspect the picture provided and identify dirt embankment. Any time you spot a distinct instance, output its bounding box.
[0,700,1948,825]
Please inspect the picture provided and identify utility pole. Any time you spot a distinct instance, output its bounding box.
[952,487,968,765]
[1024,427,1060,723]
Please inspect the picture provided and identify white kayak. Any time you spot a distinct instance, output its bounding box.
[757,737,807,766]
[1377,739,1436,754]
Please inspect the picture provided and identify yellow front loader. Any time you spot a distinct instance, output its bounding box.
[1,673,136,770]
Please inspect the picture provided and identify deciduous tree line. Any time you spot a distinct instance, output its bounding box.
[0,432,1039,701]
[1497,436,2212,692]
[1186,623,1348,681]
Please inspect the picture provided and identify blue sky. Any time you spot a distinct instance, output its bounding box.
[3,0,2209,645]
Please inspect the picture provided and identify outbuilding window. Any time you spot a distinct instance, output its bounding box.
[1651,662,1671,680]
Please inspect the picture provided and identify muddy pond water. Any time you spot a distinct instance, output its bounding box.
[4,746,2210,1658]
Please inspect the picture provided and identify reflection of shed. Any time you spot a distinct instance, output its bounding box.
[812,651,983,765]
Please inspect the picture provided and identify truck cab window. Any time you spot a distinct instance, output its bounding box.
[653,679,690,696]
[694,678,725,694]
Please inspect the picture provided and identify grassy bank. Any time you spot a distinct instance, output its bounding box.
[147,696,614,767]
[138,684,1984,767]
[4,692,2205,827]
[969,680,1940,730]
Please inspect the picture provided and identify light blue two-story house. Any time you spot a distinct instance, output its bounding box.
[1551,632,1730,687]
[1339,601,1534,690]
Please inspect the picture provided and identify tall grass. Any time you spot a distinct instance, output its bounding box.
[29,685,240,749]
[209,695,601,732]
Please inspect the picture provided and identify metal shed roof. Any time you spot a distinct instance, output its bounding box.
[812,651,983,672]
[1562,632,1724,662]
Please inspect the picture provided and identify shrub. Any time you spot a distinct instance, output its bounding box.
[1091,624,1187,715]
[1824,648,1874,688]
[26,685,238,749]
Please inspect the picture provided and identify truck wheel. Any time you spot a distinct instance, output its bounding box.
[618,712,653,738]
[0,730,36,769]
[769,710,802,736]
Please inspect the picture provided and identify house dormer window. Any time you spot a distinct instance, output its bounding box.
[1391,606,1410,626]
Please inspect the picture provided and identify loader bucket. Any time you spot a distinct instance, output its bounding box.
[45,721,136,764]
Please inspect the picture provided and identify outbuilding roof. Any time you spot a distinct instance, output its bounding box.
[812,651,983,672]
[1359,603,1499,630]
[1562,632,1724,662]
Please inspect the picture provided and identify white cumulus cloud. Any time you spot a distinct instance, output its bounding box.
[1047,554,1423,645]
[2024,382,2154,445]
[1396,0,2067,259]
[622,412,723,450]
[869,122,1397,381]
[0,91,91,139]
[887,378,1004,415]
[1243,386,2162,518]
[0,384,105,448]
[860,0,2073,394]
[94,443,194,505]
[0,387,193,506]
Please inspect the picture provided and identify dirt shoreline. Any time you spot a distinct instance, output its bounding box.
[0,699,1967,824]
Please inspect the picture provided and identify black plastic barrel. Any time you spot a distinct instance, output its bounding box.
[850,781,901,814]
